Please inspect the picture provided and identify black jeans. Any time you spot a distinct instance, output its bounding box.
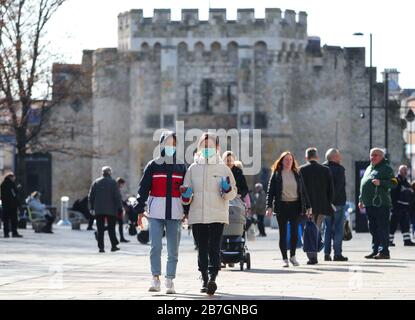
[390,204,411,242]
[3,207,18,236]
[192,223,224,275]
[117,217,126,240]
[257,214,266,236]
[276,201,301,260]
[366,206,390,256]
[42,214,56,232]
[96,215,118,250]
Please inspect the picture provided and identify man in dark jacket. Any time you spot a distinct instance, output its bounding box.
[389,165,415,246]
[323,149,348,261]
[300,148,334,265]
[88,166,122,253]
[1,173,23,238]
[359,148,397,259]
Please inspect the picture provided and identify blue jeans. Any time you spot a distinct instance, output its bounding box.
[324,206,345,256]
[149,218,182,279]
[366,206,390,256]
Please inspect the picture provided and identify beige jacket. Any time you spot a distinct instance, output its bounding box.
[183,154,237,225]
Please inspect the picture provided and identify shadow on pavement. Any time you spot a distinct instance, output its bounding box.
[311,267,382,274]
[171,292,322,300]
[239,268,319,274]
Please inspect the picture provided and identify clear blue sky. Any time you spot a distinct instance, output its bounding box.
[47,0,415,88]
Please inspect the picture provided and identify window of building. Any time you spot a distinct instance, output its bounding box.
[201,79,214,113]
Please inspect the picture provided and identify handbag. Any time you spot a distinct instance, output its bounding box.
[303,219,324,252]
[343,220,353,241]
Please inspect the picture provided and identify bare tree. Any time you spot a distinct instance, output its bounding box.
[0,0,66,192]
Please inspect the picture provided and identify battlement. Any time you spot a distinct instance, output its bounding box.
[118,8,308,51]
[118,8,307,27]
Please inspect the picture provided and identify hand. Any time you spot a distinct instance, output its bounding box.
[182,214,188,223]
[372,179,380,186]
[358,202,365,210]
[180,186,193,199]
[221,176,231,193]
[266,208,273,217]
[306,208,313,217]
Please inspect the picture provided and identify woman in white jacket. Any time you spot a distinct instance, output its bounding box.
[181,133,237,295]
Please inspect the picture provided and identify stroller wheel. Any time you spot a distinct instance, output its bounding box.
[246,252,251,270]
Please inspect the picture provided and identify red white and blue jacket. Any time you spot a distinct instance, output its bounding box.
[134,157,189,220]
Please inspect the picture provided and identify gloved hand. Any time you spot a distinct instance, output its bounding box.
[221,176,232,194]
[180,186,193,204]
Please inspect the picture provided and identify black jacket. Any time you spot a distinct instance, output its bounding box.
[88,175,122,216]
[1,177,19,210]
[323,161,346,206]
[391,174,413,208]
[266,170,311,215]
[231,166,249,199]
[300,161,335,216]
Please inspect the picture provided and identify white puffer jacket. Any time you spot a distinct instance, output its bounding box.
[183,153,237,225]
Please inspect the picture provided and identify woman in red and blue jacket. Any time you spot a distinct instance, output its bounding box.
[134,131,188,294]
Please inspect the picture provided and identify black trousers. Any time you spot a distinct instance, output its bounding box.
[276,201,301,260]
[390,204,411,242]
[257,214,266,235]
[42,214,56,232]
[192,223,224,275]
[3,207,18,236]
[96,215,118,250]
[117,217,125,240]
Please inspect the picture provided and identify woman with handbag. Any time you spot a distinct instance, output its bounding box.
[266,151,311,267]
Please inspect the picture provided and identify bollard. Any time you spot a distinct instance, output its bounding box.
[57,196,71,226]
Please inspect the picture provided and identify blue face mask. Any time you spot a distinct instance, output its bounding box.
[164,146,176,157]
[201,148,216,159]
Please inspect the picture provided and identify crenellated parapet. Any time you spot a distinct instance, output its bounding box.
[118,8,308,51]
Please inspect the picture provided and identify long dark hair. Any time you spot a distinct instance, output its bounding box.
[271,151,299,173]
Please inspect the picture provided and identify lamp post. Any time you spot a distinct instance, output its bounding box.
[354,32,373,149]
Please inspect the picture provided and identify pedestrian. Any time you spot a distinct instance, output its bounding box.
[116,177,129,243]
[88,166,122,253]
[1,172,23,238]
[252,183,267,237]
[134,131,188,294]
[266,151,311,267]
[26,191,55,233]
[299,148,334,265]
[389,165,415,246]
[410,181,415,238]
[72,196,95,231]
[359,148,397,259]
[182,133,237,295]
[223,151,249,202]
[323,148,349,261]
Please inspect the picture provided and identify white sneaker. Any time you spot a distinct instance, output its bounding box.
[165,278,176,294]
[290,256,300,266]
[149,277,161,292]
[283,259,289,267]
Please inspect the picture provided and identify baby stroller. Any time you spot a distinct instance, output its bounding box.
[221,198,251,271]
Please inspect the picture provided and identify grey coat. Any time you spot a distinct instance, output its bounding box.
[88,176,122,216]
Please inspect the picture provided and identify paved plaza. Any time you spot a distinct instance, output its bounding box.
[1,223,415,300]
